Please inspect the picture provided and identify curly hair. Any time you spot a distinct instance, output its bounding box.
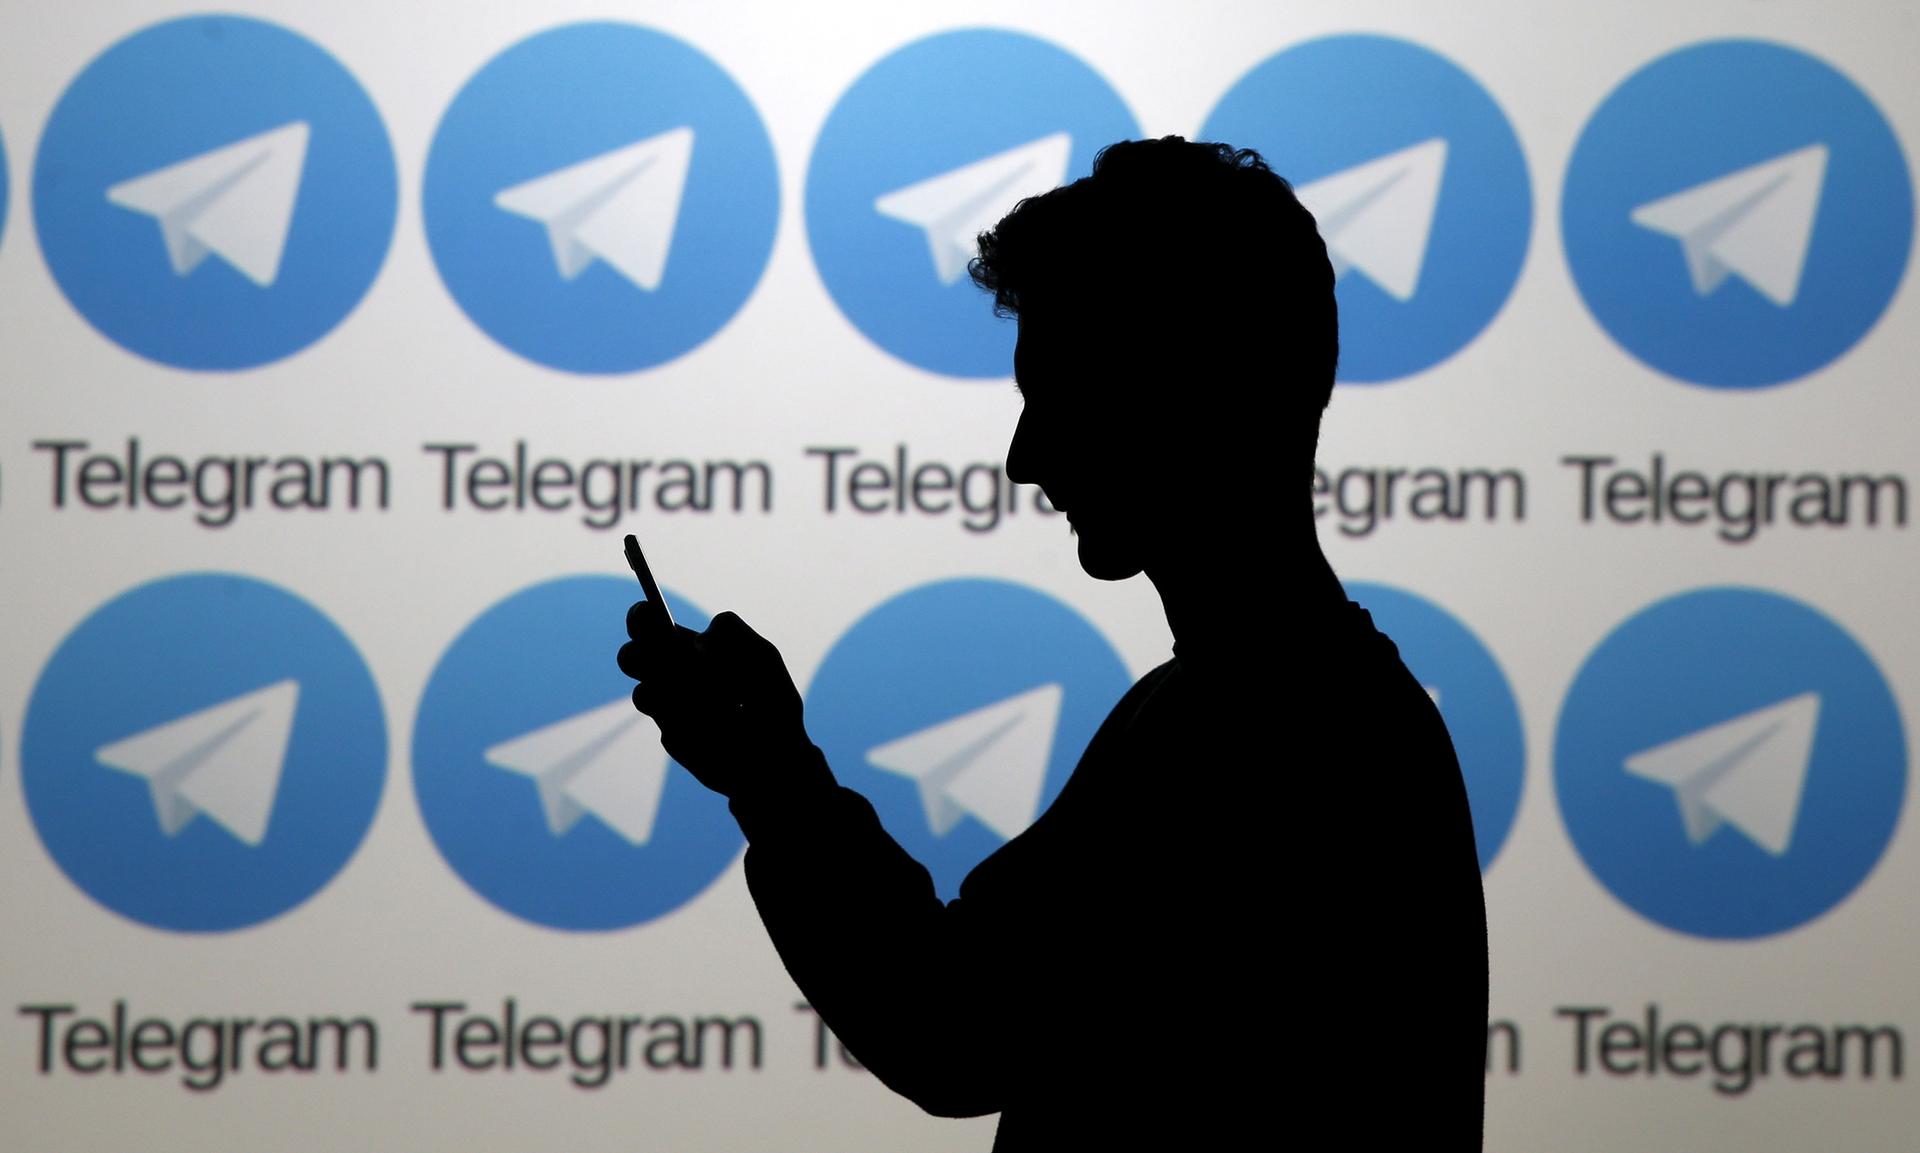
[969,136,1339,414]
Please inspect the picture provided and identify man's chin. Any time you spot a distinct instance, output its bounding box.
[1075,532,1144,581]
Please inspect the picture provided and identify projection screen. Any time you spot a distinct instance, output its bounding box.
[1,1,1914,1149]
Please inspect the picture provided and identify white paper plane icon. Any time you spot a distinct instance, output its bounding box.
[1623,692,1821,856]
[866,684,1062,840]
[94,680,300,847]
[484,698,670,846]
[1296,138,1448,302]
[875,133,1073,285]
[106,122,309,287]
[494,127,695,291]
[1630,144,1828,307]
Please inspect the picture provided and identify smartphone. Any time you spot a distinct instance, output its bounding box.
[623,533,676,632]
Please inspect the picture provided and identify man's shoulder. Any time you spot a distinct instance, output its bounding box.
[1170,601,1410,696]
[1170,602,1462,775]
[1094,657,1183,734]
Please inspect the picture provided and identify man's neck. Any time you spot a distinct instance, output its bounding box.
[1147,536,1348,658]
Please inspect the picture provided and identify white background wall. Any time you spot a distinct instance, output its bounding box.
[1,2,1913,1149]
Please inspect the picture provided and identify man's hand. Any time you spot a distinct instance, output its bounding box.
[618,606,814,800]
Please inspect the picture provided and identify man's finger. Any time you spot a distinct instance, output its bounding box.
[703,612,798,710]
[703,612,780,675]
[631,668,733,719]
[627,599,672,641]
[617,639,649,682]
[703,610,757,645]
[617,631,688,682]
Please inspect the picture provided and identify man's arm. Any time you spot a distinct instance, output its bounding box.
[620,610,1014,1117]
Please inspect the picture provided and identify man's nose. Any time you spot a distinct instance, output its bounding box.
[1005,408,1039,486]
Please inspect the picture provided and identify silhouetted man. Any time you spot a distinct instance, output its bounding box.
[621,137,1486,1150]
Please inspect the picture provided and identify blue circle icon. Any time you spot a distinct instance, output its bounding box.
[1347,583,1525,871]
[1556,588,1906,939]
[0,128,10,251]
[1564,40,1914,389]
[805,579,1133,899]
[413,577,740,931]
[21,575,387,932]
[33,16,396,371]
[425,23,779,374]
[1202,35,1532,383]
[806,30,1139,378]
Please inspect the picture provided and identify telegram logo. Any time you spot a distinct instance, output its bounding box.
[1630,146,1827,308]
[1556,588,1906,939]
[1623,694,1821,856]
[413,577,740,930]
[20,575,386,931]
[875,134,1072,288]
[33,16,395,370]
[1202,35,1530,383]
[104,123,310,288]
[866,683,1065,841]
[483,699,673,846]
[806,579,1132,899]
[94,680,301,847]
[806,30,1138,378]
[492,128,693,291]
[1300,139,1448,303]
[1345,583,1525,871]
[425,23,778,374]
[1563,40,1913,388]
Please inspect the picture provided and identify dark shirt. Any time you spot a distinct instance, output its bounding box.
[731,600,1487,1149]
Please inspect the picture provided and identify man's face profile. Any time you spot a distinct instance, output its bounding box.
[1007,312,1162,583]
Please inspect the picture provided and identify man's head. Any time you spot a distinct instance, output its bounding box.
[970,136,1338,581]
